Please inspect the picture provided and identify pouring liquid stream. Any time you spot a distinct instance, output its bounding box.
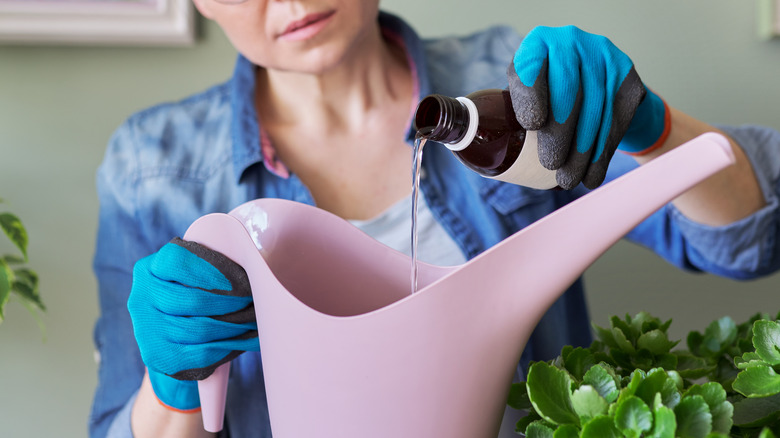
[410,130,429,294]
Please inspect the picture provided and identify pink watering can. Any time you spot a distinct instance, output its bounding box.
[184,133,735,437]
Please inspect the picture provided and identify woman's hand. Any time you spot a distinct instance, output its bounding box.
[507,25,669,189]
[128,237,258,412]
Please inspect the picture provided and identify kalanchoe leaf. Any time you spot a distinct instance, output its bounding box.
[525,420,555,438]
[507,382,531,410]
[752,320,780,366]
[551,423,579,438]
[612,316,638,344]
[688,330,706,356]
[514,410,542,435]
[614,395,653,438]
[0,212,28,261]
[571,385,608,422]
[648,393,677,438]
[735,352,765,370]
[526,362,580,426]
[613,326,637,354]
[655,353,678,371]
[562,347,596,381]
[580,415,622,438]
[674,395,713,438]
[701,317,738,357]
[593,323,619,349]
[732,392,780,427]
[675,352,717,379]
[583,363,620,403]
[684,383,733,434]
[610,348,634,371]
[733,365,780,398]
[637,329,680,355]
[635,368,681,409]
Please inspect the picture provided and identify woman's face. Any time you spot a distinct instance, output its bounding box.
[193,0,382,74]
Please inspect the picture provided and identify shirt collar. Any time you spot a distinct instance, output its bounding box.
[229,10,430,183]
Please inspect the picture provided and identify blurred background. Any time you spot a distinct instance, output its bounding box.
[1,0,778,436]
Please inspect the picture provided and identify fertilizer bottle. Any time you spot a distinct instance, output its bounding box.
[413,89,558,190]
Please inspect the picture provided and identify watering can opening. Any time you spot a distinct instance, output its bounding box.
[229,198,456,318]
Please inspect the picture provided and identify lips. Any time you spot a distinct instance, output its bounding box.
[278,10,336,39]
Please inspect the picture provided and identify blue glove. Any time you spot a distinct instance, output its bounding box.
[128,237,258,412]
[507,25,670,189]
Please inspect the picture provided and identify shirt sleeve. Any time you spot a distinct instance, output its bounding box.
[666,125,780,278]
[610,125,780,279]
[89,118,152,438]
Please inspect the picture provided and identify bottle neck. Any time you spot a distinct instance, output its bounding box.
[414,95,477,149]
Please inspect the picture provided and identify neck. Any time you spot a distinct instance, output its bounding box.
[256,25,411,135]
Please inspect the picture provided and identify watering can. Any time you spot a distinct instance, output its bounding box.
[185,133,735,437]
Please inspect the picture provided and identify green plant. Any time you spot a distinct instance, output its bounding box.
[507,311,780,438]
[0,199,44,326]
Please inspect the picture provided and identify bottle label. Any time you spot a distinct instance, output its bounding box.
[487,131,559,189]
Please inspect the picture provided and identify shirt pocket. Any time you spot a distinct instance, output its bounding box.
[479,179,549,215]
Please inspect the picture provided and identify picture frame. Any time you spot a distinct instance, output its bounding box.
[0,0,195,46]
[758,0,780,39]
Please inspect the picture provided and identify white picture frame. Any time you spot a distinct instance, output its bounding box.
[0,0,195,46]
[758,0,780,39]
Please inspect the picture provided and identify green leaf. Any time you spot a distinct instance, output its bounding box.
[2,254,25,265]
[674,395,713,438]
[580,415,622,438]
[688,330,705,356]
[562,347,596,381]
[507,382,530,410]
[637,329,679,355]
[0,212,28,260]
[583,363,620,403]
[635,368,680,409]
[614,396,653,438]
[12,268,44,311]
[571,385,608,422]
[733,364,780,397]
[593,323,619,349]
[514,410,541,434]
[552,424,580,438]
[525,421,555,438]
[0,258,13,323]
[759,427,778,438]
[753,320,780,366]
[684,383,732,434]
[527,362,580,426]
[701,317,738,356]
[648,394,677,438]
[732,392,780,427]
[613,326,637,354]
[675,352,716,379]
[735,351,765,369]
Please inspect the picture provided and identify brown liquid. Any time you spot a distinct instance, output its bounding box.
[452,89,525,177]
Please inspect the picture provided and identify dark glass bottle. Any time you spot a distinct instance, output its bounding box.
[414,89,557,189]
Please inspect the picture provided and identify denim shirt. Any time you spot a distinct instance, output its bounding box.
[90,11,780,438]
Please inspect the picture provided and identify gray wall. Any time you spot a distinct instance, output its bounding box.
[1,0,778,436]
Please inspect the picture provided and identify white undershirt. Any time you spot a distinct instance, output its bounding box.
[349,192,467,266]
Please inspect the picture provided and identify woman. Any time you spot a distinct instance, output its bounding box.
[90,1,780,437]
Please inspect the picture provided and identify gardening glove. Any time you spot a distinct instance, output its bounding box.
[128,237,258,412]
[507,25,670,190]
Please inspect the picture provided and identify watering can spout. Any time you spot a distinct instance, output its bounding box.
[186,133,735,436]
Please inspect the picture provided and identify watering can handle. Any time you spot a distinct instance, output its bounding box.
[198,362,230,432]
